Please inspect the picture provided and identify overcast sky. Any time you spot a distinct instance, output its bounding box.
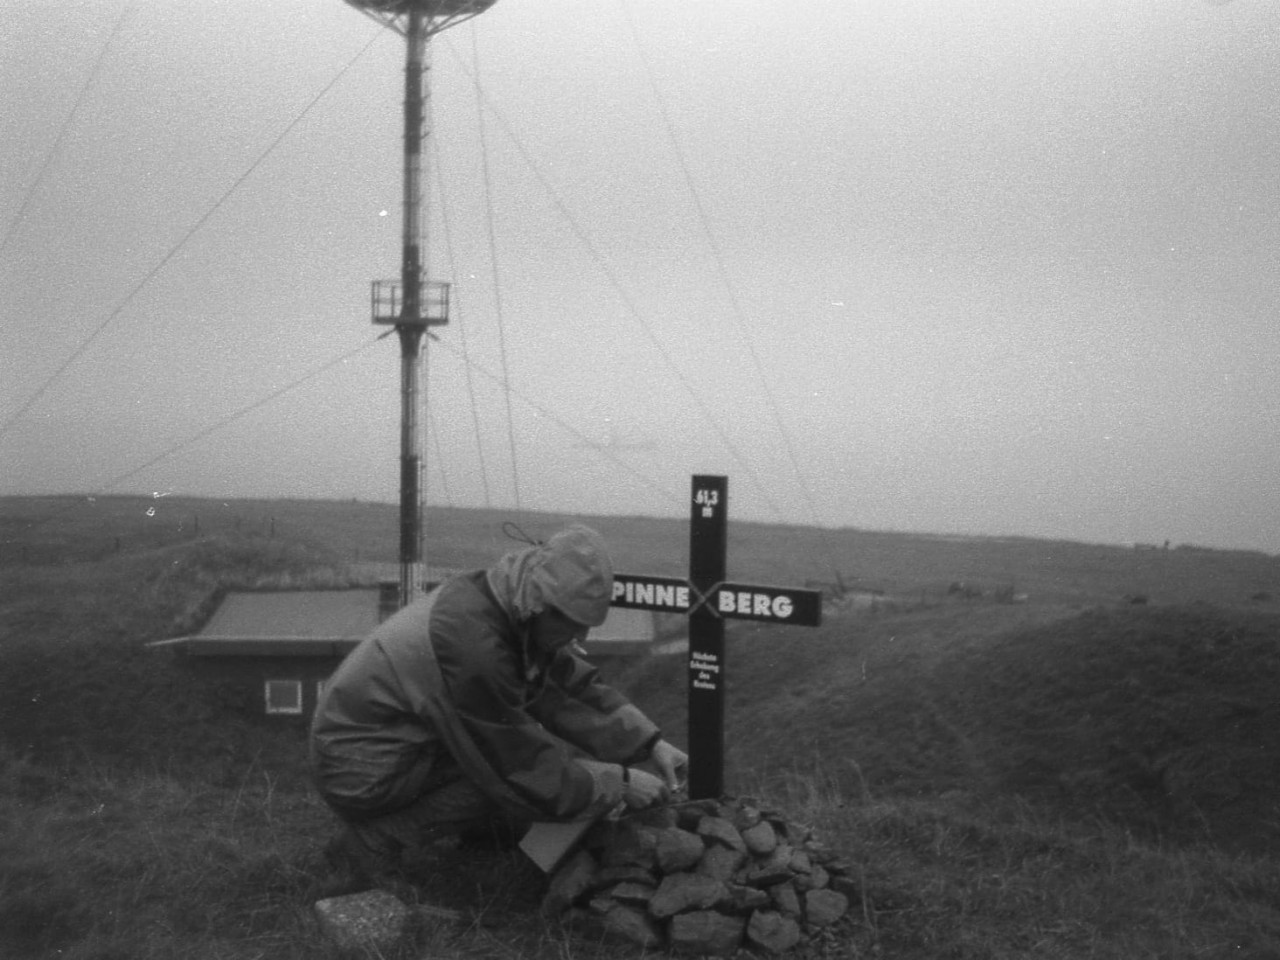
[3,0,1278,554]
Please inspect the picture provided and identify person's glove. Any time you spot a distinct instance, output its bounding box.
[622,767,670,808]
[650,739,689,790]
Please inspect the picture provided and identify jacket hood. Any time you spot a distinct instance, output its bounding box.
[485,524,614,626]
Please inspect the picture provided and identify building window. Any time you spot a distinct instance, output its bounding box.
[264,680,303,715]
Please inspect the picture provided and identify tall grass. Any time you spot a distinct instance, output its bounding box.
[761,761,1280,960]
[0,745,321,959]
[5,743,1276,959]
[0,740,662,960]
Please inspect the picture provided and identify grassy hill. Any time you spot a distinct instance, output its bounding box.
[621,602,1280,852]
[2,495,1279,958]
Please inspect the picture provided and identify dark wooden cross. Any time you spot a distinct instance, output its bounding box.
[610,475,822,799]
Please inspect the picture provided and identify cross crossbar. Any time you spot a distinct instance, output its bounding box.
[608,475,822,799]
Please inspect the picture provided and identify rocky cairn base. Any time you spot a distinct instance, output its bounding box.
[543,797,855,955]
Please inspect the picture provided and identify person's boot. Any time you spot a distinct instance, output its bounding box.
[457,816,526,852]
[324,821,404,885]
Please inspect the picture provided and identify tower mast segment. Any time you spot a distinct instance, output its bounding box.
[344,0,499,608]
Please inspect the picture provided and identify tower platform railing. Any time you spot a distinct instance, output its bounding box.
[370,277,450,326]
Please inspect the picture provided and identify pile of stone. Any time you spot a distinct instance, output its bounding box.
[543,796,856,956]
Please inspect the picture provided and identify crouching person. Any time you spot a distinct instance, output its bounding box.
[310,523,688,881]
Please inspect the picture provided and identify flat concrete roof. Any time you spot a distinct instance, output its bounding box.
[152,587,657,658]
[149,589,383,657]
[203,590,382,639]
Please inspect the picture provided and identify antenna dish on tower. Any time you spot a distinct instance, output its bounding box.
[344,0,499,36]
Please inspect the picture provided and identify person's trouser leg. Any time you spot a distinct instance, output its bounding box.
[357,771,512,849]
[326,755,528,877]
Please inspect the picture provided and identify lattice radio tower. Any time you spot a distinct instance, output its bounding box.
[343,1,499,608]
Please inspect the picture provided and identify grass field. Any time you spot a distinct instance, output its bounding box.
[2,494,1279,958]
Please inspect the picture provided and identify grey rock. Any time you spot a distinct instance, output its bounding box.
[654,826,705,874]
[314,890,412,953]
[769,880,801,917]
[820,856,855,877]
[747,909,803,955]
[594,903,665,948]
[648,873,728,918]
[804,888,849,927]
[696,842,747,882]
[714,800,741,820]
[721,883,771,915]
[787,849,812,874]
[732,803,763,831]
[630,805,680,829]
[609,881,656,906]
[697,815,747,852]
[542,848,598,915]
[668,909,746,956]
[675,799,720,831]
[741,820,778,856]
[599,820,657,869]
[765,842,795,869]
[590,864,655,890]
[787,821,813,843]
[742,861,795,889]
[770,818,811,843]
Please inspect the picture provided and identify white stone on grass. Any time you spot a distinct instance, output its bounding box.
[314,889,412,953]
